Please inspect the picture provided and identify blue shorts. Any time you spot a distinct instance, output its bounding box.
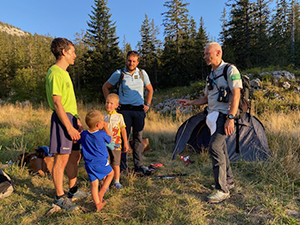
[49,111,80,155]
[85,162,112,182]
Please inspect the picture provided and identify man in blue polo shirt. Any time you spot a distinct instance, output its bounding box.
[102,51,154,175]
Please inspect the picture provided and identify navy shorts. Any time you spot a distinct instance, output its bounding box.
[49,111,80,155]
[85,162,112,182]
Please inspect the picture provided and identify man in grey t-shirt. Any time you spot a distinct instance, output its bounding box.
[178,42,242,203]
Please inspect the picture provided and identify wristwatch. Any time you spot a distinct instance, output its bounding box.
[145,103,151,107]
[227,114,235,119]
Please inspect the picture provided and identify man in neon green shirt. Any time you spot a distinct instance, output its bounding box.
[46,38,85,210]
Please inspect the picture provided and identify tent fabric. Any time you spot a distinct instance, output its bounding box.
[172,112,271,161]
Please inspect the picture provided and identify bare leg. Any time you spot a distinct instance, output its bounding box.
[98,170,114,204]
[90,179,104,211]
[66,150,81,188]
[52,154,70,196]
[112,165,120,183]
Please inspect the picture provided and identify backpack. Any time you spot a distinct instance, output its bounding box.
[18,146,54,176]
[115,68,145,96]
[222,64,251,154]
[222,64,251,119]
[0,169,13,199]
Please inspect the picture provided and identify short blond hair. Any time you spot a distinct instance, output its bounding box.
[107,93,119,104]
[85,110,103,129]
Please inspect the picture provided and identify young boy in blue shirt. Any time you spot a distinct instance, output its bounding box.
[80,110,114,211]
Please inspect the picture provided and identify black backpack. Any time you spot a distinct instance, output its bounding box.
[222,64,251,154]
[0,169,13,199]
[222,64,251,119]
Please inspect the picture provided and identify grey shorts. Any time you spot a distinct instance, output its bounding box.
[108,149,121,166]
[49,111,80,155]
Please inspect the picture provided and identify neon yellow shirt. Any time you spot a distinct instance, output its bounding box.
[45,65,78,117]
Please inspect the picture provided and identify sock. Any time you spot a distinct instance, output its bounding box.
[56,194,65,200]
[69,185,78,194]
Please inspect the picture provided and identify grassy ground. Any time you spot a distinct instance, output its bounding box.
[0,101,299,224]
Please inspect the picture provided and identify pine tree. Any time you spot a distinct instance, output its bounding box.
[269,0,290,66]
[84,0,123,98]
[68,30,89,91]
[162,0,190,53]
[223,0,256,69]
[293,2,300,65]
[160,0,191,87]
[138,15,161,87]
[121,35,132,64]
[195,17,209,80]
[251,0,271,67]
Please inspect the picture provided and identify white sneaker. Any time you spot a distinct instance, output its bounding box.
[207,190,230,203]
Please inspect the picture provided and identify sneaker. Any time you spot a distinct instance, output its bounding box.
[210,183,235,190]
[113,183,123,189]
[134,166,151,176]
[207,190,230,204]
[67,188,87,200]
[54,197,79,211]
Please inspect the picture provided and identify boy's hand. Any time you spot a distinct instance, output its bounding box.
[77,118,83,133]
[122,143,129,153]
[103,121,108,129]
[103,121,111,136]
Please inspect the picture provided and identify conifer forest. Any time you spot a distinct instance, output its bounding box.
[0,0,299,102]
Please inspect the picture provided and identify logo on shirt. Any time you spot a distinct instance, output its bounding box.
[66,82,70,88]
[230,74,241,81]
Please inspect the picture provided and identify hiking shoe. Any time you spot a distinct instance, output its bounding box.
[67,188,87,200]
[134,166,151,176]
[54,197,79,211]
[113,183,123,189]
[207,190,230,204]
[210,183,235,190]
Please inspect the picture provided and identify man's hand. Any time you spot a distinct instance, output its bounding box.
[224,119,235,135]
[177,99,191,107]
[52,95,81,141]
[144,104,150,112]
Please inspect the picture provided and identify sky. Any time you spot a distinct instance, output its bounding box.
[0,0,227,48]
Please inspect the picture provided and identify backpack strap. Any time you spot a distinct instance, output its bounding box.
[116,69,126,95]
[223,63,240,154]
[222,63,231,81]
[235,119,240,154]
[138,68,144,84]
[210,63,231,81]
[138,68,145,95]
[117,68,145,96]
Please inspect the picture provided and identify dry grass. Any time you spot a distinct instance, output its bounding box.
[0,102,299,224]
